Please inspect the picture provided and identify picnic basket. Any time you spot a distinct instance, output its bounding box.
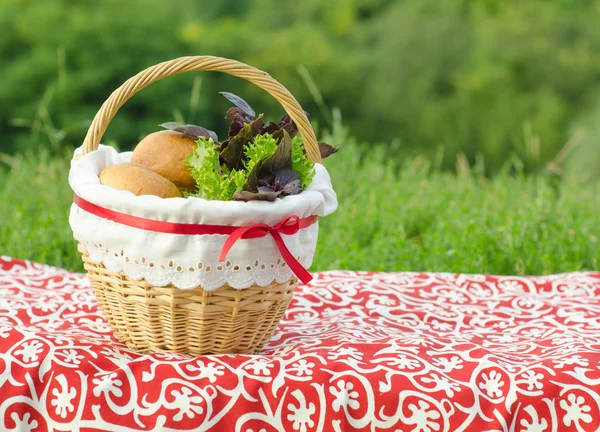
[69,56,335,356]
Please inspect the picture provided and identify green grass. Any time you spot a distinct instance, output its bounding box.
[1,143,599,275]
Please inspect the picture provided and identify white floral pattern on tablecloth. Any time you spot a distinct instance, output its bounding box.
[1,257,600,431]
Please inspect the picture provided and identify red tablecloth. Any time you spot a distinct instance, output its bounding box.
[1,257,600,431]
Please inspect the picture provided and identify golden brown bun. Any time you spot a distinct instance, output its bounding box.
[131,130,197,192]
[99,163,182,198]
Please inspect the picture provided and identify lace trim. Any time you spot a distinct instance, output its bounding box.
[78,239,309,290]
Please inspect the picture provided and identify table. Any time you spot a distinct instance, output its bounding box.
[1,257,600,431]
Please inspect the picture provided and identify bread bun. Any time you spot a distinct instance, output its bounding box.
[99,163,182,198]
[131,130,197,192]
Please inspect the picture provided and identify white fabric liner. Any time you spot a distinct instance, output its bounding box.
[68,145,337,290]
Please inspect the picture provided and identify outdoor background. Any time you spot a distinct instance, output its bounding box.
[1,0,599,274]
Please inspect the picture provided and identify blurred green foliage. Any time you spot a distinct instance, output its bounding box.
[1,0,599,174]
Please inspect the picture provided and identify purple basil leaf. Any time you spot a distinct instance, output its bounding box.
[277,114,298,138]
[226,107,254,137]
[280,111,310,123]
[160,122,218,142]
[274,111,310,140]
[160,121,184,130]
[249,116,265,135]
[259,121,280,136]
[226,107,253,122]
[258,130,293,182]
[220,116,265,169]
[281,178,302,195]
[318,142,339,159]
[258,185,275,193]
[220,92,256,120]
[253,168,301,197]
[227,114,245,138]
[274,168,300,184]
[233,190,281,202]
[273,169,302,195]
[218,139,229,152]
[272,124,296,142]
[219,123,254,171]
[243,164,260,192]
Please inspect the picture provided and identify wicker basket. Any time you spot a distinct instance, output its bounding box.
[75,56,324,356]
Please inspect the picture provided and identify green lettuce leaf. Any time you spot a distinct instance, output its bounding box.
[186,137,223,199]
[292,136,316,189]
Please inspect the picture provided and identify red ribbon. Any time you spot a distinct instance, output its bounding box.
[73,194,317,284]
[218,215,313,284]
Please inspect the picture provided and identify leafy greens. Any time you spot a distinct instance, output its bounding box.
[185,92,338,201]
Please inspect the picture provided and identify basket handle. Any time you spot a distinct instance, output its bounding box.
[81,56,322,162]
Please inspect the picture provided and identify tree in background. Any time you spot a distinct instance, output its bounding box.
[1,0,599,176]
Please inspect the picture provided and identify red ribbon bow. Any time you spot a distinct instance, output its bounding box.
[73,194,316,285]
[219,215,312,284]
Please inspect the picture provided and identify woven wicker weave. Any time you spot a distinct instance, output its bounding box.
[76,56,321,355]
